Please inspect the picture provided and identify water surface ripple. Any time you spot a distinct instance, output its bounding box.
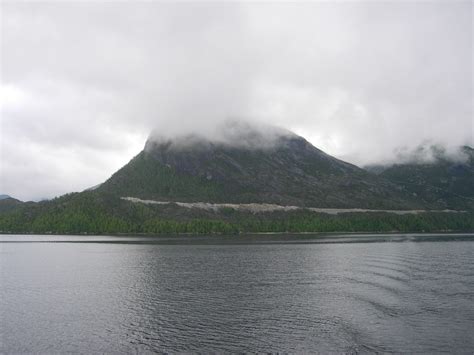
[1,234,474,353]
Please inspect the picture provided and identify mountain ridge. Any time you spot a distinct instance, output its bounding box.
[98,133,425,209]
[0,127,472,234]
[366,145,474,210]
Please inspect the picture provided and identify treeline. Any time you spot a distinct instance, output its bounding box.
[0,191,472,235]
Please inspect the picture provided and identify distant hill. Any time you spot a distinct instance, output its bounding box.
[0,127,472,234]
[0,197,23,213]
[366,146,474,210]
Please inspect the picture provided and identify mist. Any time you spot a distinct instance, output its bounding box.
[1,1,472,201]
[147,119,296,152]
[390,143,473,165]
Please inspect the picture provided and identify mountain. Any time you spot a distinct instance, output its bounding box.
[367,146,474,210]
[0,127,472,234]
[98,131,425,210]
[0,196,24,213]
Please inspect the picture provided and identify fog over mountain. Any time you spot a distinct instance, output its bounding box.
[147,120,295,152]
[373,143,474,167]
[1,1,472,201]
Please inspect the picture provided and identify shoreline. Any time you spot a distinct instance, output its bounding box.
[2,232,474,246]
[2,231,474,237]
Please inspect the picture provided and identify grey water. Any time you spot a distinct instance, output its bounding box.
[1,234,474,353]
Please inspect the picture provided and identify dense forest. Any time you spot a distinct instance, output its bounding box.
[2,134,472,236]
[0,191,472,235]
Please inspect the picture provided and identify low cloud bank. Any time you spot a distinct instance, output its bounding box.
[146,120,295,151]
[364,143,474,169]
[1,2,472,200]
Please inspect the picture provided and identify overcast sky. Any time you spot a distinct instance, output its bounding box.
[1,1,472,201]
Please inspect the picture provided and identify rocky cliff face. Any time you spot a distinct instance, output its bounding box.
[99,130,426,209]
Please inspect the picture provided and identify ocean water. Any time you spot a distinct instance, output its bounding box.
[1,234,474,353]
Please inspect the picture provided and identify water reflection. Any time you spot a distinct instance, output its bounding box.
[1,236,474,353]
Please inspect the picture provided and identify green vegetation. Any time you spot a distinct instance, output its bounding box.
[99,152,225,201]
[371,145,474,210]
[0,197,23,213]
[1,133,472,236]
[0,190,472,234]
[98,136,428,209]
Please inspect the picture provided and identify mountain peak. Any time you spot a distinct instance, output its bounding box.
[145,120,298,152]
[100,127,426,209]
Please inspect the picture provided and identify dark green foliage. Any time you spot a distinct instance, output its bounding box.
[2,134,472,235]
[98,135,427,209]
[0,191,472,234]
[0,197,24,213]
[373,145,474,210]
[98,152,225,202]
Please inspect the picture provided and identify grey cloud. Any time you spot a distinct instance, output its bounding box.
[147,119,294,152]
[1,1,472,200]
[392,143,472,165]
